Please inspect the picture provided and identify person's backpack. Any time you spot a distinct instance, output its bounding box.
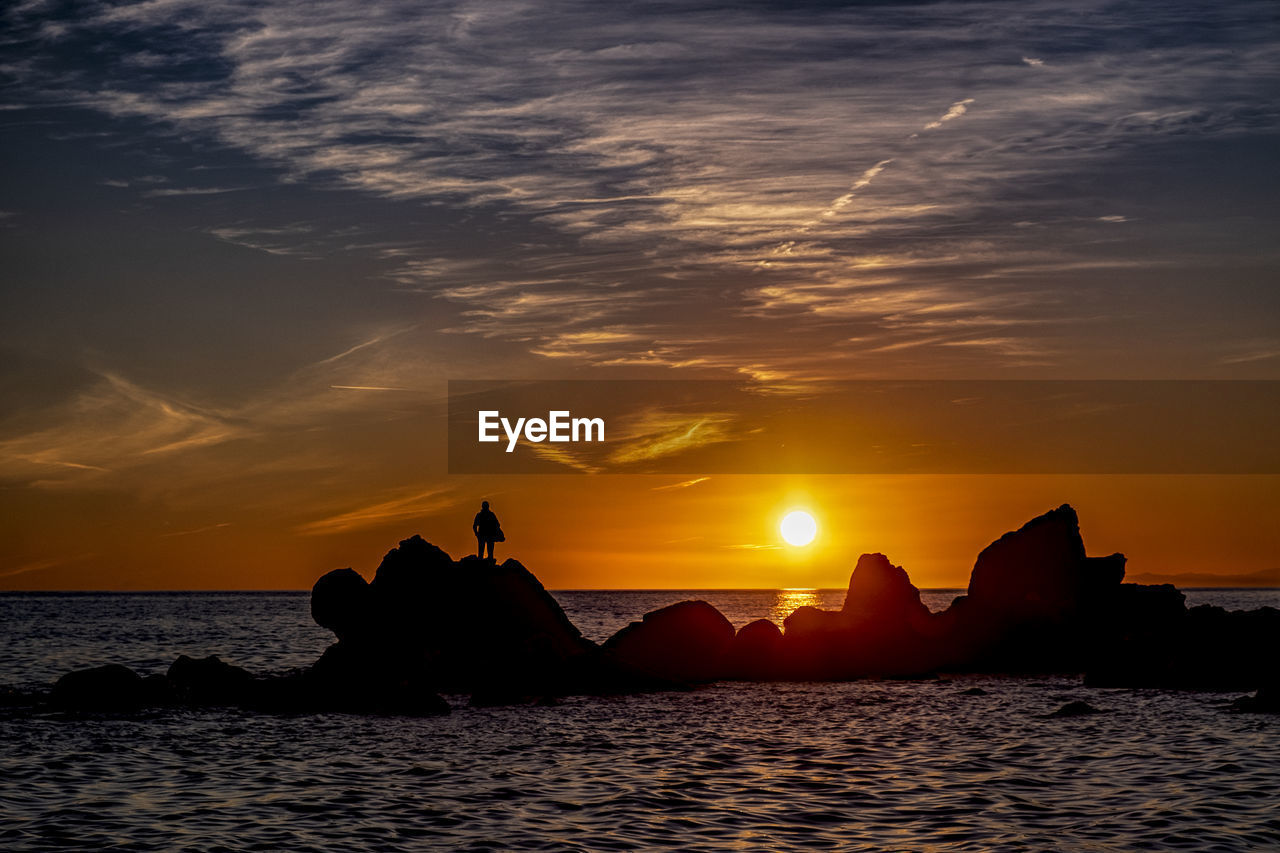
[493,526,505,542]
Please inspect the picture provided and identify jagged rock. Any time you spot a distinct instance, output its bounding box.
[841,553,932,631]
[167,655,255,705]
[776,553,940,679]
[311,568,371,642]
[1047,700,1102,717]
[967,504,1124,621]
[51,664,145,710]
[604,600,734,683]
[942,504,1129,671]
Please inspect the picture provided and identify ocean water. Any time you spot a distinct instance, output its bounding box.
[1,589,1278,851]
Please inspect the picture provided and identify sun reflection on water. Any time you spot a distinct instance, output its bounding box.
[768,589,823,627]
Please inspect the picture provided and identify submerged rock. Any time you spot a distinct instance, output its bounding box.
[1231,683,1280,714]
[1047,700,1102,718]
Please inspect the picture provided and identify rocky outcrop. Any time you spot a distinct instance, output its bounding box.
[603,600,735,683]
[939,504,1130,670]
[36,504,1280,712]
[308,536,598,704]
[775,552,939,679]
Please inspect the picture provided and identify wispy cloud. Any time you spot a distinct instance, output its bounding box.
[3,0,1276,380]
[922,98,974,131]
[652,476,710,491]
[295,488,457,536]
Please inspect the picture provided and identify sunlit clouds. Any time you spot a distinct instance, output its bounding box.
[4,0,1277,378]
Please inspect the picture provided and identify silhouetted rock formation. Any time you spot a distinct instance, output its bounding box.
[1085,603,1280,690]
[776,552,939,679]
[939,504,1129,670]
[309,535,598,704]
[1047,700,1102,717]
[36,504,1280,713]
[603,600,735,683]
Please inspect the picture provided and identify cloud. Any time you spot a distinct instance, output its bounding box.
[608,409,738,465]
[3,0,1277,380]
[922,98,975,130]
[294,488,457,535]
[651,476,709,490]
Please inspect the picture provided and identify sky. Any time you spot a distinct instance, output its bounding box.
[1,0,1277,590]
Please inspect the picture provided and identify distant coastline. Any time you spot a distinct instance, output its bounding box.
[1125,569,1280,588]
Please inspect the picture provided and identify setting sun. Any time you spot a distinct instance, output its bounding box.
[780,510,818,547]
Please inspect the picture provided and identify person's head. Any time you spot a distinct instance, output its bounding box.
[481,500,489,510]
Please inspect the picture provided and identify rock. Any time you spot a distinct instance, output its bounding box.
[1047,700,1102,717]
[941,504,1130,671]
[1231,683,1280,714]
[960,686,988,696]
[51,664,145,710]
[167,655,255,705]
[308,537,597,699]
[603,600,735,683]
[967,504,1124,622]
[1088,604,1280,689]
[311,568,371,642]
[296,643,449,715]
[728,619,784,679]
[841,553,932,632]
[775,554,940,679]
[782,605,842,636]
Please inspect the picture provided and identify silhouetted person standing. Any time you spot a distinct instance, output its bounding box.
[473,500,502,560]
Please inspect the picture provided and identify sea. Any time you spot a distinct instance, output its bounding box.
[1,589,1277,851]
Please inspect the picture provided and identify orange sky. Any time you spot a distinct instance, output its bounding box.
[3,471,1275,590]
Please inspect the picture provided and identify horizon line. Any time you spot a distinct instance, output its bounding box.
[2,585,1277,594]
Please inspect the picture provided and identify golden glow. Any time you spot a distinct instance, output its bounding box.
[769,589,823,625]
[780,510,817,547]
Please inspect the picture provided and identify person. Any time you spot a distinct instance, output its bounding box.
[472,500,502,560]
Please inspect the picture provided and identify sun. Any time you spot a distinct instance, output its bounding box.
[780,510,817,547]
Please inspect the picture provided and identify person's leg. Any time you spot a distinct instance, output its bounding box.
[477,536,484,559]
[485,539,494,560]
